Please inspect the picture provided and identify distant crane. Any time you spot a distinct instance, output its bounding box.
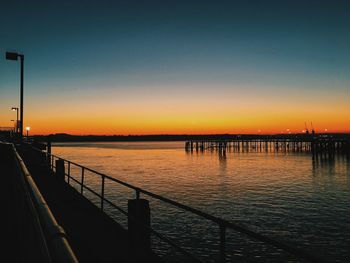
[304,122,309,134]
[311,122,315,135]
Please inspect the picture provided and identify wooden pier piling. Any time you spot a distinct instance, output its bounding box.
[185,135,350,158]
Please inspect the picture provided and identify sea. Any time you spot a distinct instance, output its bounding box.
[52,141,350,262]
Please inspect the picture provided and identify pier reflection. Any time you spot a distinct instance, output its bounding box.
[312,153,350,173]
[218,150,227,170]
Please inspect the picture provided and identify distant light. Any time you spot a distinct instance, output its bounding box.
[26,127,30,131]
[258,129,261,133]
[302,130,305,133]
[286,129,290,132]
[325,128,328,132]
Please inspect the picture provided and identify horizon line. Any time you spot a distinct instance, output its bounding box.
[31,132,350,137]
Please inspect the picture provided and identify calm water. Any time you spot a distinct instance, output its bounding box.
[53,141,350,262]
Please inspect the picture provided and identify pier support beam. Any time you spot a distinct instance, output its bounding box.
[128,199,151,259]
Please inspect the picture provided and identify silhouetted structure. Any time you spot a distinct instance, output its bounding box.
[185,134,350,159]
[6,51,24,138]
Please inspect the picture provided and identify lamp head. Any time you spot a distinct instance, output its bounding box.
[6,52,19,61]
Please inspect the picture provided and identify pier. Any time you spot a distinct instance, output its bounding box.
[185,134,350,158]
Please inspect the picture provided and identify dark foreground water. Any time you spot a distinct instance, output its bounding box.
[53,141,350,262]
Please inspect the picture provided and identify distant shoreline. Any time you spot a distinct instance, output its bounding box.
[32,133,350,142]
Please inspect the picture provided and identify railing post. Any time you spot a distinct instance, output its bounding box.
[101,175,105,211]
[219,223,226,263]
[128,198,151,260]
[55,159,65,181]
[67,162,70,184]
[47,136,51,167]
[81,167,85,195]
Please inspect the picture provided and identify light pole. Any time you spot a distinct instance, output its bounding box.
[26,126,30,139]
[11,120,15,132]
[11,107,19,133]
[6,52,24,138]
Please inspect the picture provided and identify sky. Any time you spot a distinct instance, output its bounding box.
[0,0,349,135]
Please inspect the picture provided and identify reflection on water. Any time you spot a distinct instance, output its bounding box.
[53,142,350,262]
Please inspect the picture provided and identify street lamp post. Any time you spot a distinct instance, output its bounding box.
[26,126,30,139]
[11,107,19,133]
[6,52,24,138]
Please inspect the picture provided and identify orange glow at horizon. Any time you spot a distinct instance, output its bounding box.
[25,121,350,136]
[2,83,349,136]
[25,102,350,135]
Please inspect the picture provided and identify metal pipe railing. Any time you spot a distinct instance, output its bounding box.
[31,143,325,263]
[2,142,52,263]
[13,145,78,263]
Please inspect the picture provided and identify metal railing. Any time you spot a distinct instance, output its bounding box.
[33,144,324,263]
[10,143,78,263]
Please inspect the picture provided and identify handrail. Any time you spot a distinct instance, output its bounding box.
[13,144,78,263]
[2,142,52,263]
[31,143,325,262]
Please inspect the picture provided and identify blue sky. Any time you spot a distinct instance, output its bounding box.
[1,0,349,134]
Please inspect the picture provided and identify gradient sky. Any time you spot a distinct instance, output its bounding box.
[0,0,349,135]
